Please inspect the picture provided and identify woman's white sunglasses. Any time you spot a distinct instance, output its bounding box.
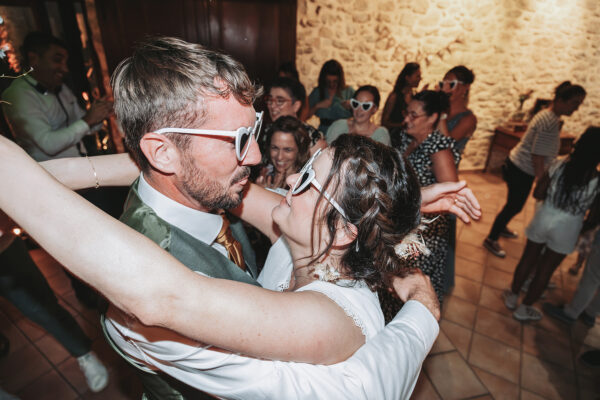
[291,148,348,219]
[350,98,374,112]
[155,112,264,161]
[438,79,464,90]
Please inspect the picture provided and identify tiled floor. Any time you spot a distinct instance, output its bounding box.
[1,171,599,399]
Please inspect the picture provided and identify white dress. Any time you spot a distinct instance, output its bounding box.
[105,237,392,399]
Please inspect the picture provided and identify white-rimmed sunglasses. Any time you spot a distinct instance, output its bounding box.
[155,112,264,161]
[291,148,348,219]
[438,79,464,90]
[350,98,374,111]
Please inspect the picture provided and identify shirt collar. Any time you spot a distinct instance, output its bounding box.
[137,173,224,245]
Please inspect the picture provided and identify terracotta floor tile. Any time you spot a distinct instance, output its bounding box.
[15,318,47,342]
[0,344,52,392]
[522,325,573,370]
[474,308,521,349]
[530,313,571,338]
[430,328,455,355]
[456,241,488,265]
[468,333,520,384]
[30,248,63,280]
[451,276,482,305]
[17,369,78,400]
[410,372,441,400]
[57,356,89,395]
[478,285,513,317]
[440,320,471,358]
[455,256,485,282]
[482,267,513,291]
[46,272,75,297]
[442,296,478,329]
[472,367,519,400]
[74,314,100,342]
[458,227,487,248]
[81,362,143,399]
[424,351,487,400]
[35,334,71,365]
[485,254,519,274]
[501,239,526,259]
[0,298,25,323]
[0,312,31,356]
[521,352,577,400]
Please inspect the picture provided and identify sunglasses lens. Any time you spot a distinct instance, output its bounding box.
[350,99,359,109]
[449,81,457,89]
[295,172,310,193]
[362,103,371,111]
[438,81,444,89]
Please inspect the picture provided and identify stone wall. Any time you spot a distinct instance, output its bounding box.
[296,0,600,170]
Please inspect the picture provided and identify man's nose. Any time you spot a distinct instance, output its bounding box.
[241,137,261,166]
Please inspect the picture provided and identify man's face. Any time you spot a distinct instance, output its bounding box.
[29,44,69,91]
[177,95,261,211]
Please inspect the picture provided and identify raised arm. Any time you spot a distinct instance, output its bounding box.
[41,153,139,190]
[0,136,364,365]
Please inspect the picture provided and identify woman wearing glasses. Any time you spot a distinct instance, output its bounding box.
[325,85,391,146]
[378,90,460,319]
[436,65,477,293]
[0,133,480,397]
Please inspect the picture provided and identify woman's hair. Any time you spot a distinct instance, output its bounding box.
[317,59,346,100]
[412,90,450,126]
[278,61,299,81]
[554,81,586,102]
[551,126,600,214]
[390,63,420,122]
[392,62,420,94]
[310,134,422,289]
[269,77,306,104]
[268,116,311,187]
[447,65,475,85]
[354,85,381,108]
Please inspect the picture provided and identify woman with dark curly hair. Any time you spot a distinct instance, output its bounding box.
[256,116,311,194]
[0,132,485,397]
[378,90,460,318]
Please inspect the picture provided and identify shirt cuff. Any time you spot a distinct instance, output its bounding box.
[391,300,440,350]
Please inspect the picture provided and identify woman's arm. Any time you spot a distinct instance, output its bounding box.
[431,149,459,183]
[0,136,360,365]
[41,153,140,190]
[420,181,481,223]
[231,183,281,242]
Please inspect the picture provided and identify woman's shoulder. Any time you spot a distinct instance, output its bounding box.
[372,126,391,145]
[296,280,384,340]
[340,86,355,99]
[326,119,350,143]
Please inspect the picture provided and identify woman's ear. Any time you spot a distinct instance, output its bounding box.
[427,112,439,127]
[139,133,181,174]
[333,221,358,247]
[292,100,302,115]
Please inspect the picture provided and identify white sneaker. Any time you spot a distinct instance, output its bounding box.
[513,304,542,321]
[77,351,109,392]
[503,289,518,310]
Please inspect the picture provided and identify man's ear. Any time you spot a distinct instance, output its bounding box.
[292,100,302,115]
[139,133,181,174]
[27,51,40,68]
[333,221,358,247]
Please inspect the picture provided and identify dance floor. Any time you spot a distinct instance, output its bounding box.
[0,171,599,399]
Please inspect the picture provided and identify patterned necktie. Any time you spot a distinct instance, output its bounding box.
[214,214,246,271]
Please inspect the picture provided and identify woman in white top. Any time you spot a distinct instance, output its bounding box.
[484,81,586,258]
[326,85,391,146]
[0,134,481,398]
[503,127,600,321]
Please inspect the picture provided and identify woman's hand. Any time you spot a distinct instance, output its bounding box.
[315,94,334,110]
[420,181,481,223]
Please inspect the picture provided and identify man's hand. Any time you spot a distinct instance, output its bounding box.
[82,97,113,127]
[421,181,481,223]
[391,270,440,321]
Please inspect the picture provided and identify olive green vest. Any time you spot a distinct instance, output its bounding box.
[119,179,259,286]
